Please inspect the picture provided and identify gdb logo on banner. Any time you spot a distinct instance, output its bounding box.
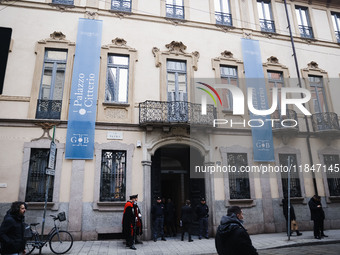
[70,134,90,147]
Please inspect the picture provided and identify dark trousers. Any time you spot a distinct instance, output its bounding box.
[313,219,323,237]
[181,222,192,240]
[198,217,208,238]
[153,217,164,239]
[125,229,134,247]
[166,219,177,236]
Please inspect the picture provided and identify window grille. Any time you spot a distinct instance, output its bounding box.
[227,153,250,199]
[100,150,126,201]
[111,0,131,12]
[324,154,340,196]
[279,154,302,198]
[25,149,54,202]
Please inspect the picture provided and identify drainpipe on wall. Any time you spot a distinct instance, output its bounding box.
[283,0,318,196]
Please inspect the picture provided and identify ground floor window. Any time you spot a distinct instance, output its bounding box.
[279,154,301,198]
[324,154,340,196]
[227,153,250,199]
[100,150,126,201]
[25,148,54,202]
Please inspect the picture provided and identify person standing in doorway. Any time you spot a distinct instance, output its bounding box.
[151,197,166,242]
[122,195,137,250]
[165,198,177,237]
[180,200,193,242]
[0,201,27,255]
[308,195,327,239]
[196,197,209,239]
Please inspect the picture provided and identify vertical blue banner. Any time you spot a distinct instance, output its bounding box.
[241,38,274,162]
[65,18,103,159]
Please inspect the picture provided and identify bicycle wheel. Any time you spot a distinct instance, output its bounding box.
[25,237,36,255]
[49,230,73,254]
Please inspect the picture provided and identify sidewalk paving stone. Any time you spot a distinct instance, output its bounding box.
[29,229,340,255]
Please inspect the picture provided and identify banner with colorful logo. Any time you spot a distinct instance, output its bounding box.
[65,18,102,159]
[241,38,274,162]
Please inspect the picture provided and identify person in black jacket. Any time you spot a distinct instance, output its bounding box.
[180,200,193,242]
[195,197,209,239]
[0,201,27,255]
[151,197,166,242]
[215,206,258,255]
[308,195,327,239]
[282,198,302,236]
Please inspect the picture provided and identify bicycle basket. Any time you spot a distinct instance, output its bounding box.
[24,223,33,239]
[58,212,66,221]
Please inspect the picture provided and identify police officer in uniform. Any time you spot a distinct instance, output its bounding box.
[151,197,166,242]
[196,197,209,239]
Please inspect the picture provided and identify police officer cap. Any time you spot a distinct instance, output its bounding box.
[201,197,205,201]
[156,196,161,200]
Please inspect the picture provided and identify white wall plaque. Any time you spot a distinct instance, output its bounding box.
[107,131,123,140]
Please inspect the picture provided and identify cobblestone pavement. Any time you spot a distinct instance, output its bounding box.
[259,243,340,255]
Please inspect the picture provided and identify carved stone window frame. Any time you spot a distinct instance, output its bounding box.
[93,141,135,211]
[262,56,290,111]
[152,41,199,102]
[97,38,138,123]
[211,50,245,115]
[301,61,334,114]
[318,146,340,203]
[19,138,64,210]
[28,32,75,121]
[274,146,306,204]
[220,145,256,207]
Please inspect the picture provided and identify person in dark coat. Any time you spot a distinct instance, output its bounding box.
[151,197,166,242]
[165,198,176,237]
[133,194,143,244]
[196,197,209,239]
[0,201,27,255]
[122,195,137,250]
[282,198,302,236]
[308,195,327,239]
[215,206,258,255]
[180,200,193,242]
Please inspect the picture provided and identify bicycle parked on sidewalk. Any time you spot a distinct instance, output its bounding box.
[25,212,73,254]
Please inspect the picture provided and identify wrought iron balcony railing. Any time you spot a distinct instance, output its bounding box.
[36,99,62,120]
[259,19,275,33]
[215,12,232,26]
[166,4,184,19]
[139,100,215,127]
[52,0,74,5]
[335,31,340,43]
[271,109,299,131]
[299,25,314,39]
[111,0,131,12]
[311,112,340,132]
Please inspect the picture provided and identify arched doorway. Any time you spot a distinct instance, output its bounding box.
[150,144,205,235]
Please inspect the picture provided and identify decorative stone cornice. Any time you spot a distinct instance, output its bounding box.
[85,11,98,20]
[102,37,137,52]
[221,50,234,59]
[303,61,327,73]
[152,41,200,71]
[165,41,187,54]
[37,31,75,46]
[263,56,288,70]
[32,122,60,141]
